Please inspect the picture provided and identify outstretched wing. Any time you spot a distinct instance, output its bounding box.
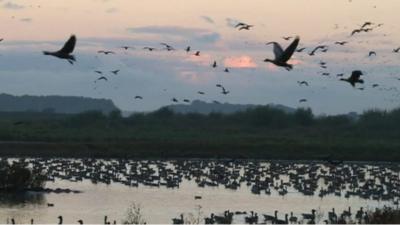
[60,35,76,54]
[266,42,284,60]
[279,36,300,62]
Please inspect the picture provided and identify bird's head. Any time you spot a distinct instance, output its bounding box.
[352,70,363,76]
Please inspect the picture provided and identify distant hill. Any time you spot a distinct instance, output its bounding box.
[0,93,119,114]
[166,100,296,114]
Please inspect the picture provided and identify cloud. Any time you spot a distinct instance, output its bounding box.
[105,7,118,13]
[19,18,32,22]
[127,26,221,44]
[200,16,215,24]
[3,2,24,10]
[224,56,257,68]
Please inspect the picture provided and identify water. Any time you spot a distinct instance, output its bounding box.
[0,159,396,224]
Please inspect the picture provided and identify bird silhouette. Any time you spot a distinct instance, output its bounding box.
[134,96,143,99]
[110,70,120,75]
[393,47,400,53]
[194,51,200,56]
[368,51,376,57]
[235,22,253,30]
[224,68,230,73]
[340,70,364,87]
[239,25,253,30]
[185,46,191,52]
[282,36,293,41]
[143,47,156,51]
[264,36,300,70]
[43,35,76,64]
[172,98,178,103]
[297,81,309,86]
[212,61,217,68]
[308,45,327,56]
[0,38,3,42]
[96,76,108,82]
[94,70,103,75]
[198,91,205,95]
[98,50,115,55]
[335,41,348,45]
[183,99,190,103]
[120,46,133,50]
[296,47,306,52]
[160,43,175,51]
[361,21,374,28]
[58,216,63,225]
[77,220,83,225]
[221,87,230,95]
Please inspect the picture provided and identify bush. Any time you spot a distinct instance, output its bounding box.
[122,202,147,224]
[0,159,46,191]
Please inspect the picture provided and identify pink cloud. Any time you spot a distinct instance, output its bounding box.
[224,56,257,68]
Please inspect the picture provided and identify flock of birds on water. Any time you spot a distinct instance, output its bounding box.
[2,14,400,106]
[3,158,400,224]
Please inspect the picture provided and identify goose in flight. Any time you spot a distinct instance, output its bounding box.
[340,70,364,87]
[264,36,300,70]
[368,51,376,57]
[299,99,307,103]
[43,35,76,64]
[361,22,374,28]
[282,36,293,41]
[110,70,120,75]
[308,45,327,56]
[198,91,205,95]
[0,38,3,42]
[160,43,175,51]
[98,50,115,55]
[185,46,191,52]
[194,51,200,56]
[121,46,133,50]
[296,47,306,53]
[95,76,108,82]
[94,70,103,75]
[393,47,400,53]
[143,47,156,51]
[239,25,253,30]
[297,81,309,86]
[335,41,348,45]
[212,61,217,68]
[235,22,253,30]
[134,96,143,99]
[183,99,190,103]
[172,98,179,103]
[221,87,230,95]
[224,68,230,73]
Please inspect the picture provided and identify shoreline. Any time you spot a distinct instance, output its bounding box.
[0,140,399,162]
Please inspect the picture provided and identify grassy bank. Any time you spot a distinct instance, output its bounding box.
[0,107,399,161]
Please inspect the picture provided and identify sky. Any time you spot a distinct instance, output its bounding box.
[1,0,400,114]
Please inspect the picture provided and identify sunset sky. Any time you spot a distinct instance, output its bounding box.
[1,0,400,114]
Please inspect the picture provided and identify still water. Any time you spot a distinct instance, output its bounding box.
[0,159,395,224]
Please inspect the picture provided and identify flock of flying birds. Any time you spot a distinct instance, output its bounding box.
[2,17,400,105]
